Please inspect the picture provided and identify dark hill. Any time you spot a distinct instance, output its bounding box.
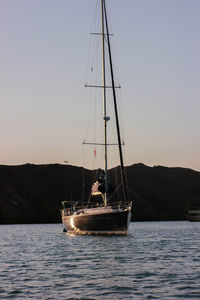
[0,163,199,224]
[126,163,200,221]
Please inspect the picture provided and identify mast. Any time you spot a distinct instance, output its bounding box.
[101,0,109,207]
[103,0,129,204]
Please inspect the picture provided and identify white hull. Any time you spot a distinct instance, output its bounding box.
[187,208,200,222]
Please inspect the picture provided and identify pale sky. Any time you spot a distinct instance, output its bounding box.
[0,0,199,170]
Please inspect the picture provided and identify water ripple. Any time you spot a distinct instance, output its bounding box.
[0,222,200,299]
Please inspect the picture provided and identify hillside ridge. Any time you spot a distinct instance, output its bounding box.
[0,163,199,224]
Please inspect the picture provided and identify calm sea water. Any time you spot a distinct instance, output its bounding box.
[0,222,200,299]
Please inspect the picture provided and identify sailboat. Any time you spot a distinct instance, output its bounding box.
[61,0,132,235]
[187,207,200,222]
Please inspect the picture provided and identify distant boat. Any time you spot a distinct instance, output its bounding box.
[61,0,132,235]
[187,207,200,222]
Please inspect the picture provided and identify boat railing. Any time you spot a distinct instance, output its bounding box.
[188,207,200,210]
[61,199,127,216]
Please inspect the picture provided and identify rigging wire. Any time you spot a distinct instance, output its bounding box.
[82,0,129,204]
